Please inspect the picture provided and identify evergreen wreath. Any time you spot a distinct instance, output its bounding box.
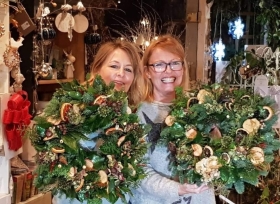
[160,84,280,195]
[26,76,148,204]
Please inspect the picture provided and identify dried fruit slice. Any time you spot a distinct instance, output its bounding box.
[197,89,212,104]
[187,97,198,108]
[235,128,249,143]
[128,163,136,176]
[263,106,273,121]
[97,170,108,187]
[185,128,197,139]
[75,179,85,192]
[68,167,77,178]
[117,136,126,147]
[60,103,72,121]
[43,134,56,141]
[93,95,107,105]
[85,158,94,171]
[249,147,265,165]
[192,144,203,157]
[165,115,175,126]
[51,147,65,154]
[243,118,261,134]
[105,127,124,135]
[203,145,213,157]
[236,128,249,136]
[221,153,231,164]
[240,95,251,100]
[47,117,61,125]
[224,102,233,111]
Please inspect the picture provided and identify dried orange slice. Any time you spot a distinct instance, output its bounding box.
[165,115,175,126]
[187,97,198,108]
[105,127,123,135]
[263,106,273,121]
[243,118,261,134]
[60,103,72,121]
[47,117,61,125]
[197,89,212,104]
[51,147,65,154]
[97,170,108,187]
[93,95,107,105]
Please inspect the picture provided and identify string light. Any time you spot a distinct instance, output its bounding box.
[140,18,149,27]
[212,10,225,61]
[228,17,244,39]
[213,38,225,61]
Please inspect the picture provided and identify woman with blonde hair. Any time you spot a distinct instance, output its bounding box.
[53,39,144,204]
[89,39,144,108]
[130,35,215,204]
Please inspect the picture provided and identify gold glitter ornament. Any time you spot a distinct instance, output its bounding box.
[3,47,21,71]
[37,62,53,79]
[3,37,24,71]
[0,23,5,38]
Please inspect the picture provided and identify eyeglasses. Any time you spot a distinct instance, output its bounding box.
[148,61,184,73]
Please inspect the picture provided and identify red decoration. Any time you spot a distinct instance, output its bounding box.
[2,91,32,151]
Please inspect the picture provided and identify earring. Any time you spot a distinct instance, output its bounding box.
[0,23,5,38]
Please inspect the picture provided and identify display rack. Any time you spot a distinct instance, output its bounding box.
[0,3,22,204]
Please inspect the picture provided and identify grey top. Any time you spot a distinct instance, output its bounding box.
[130,101,216,204]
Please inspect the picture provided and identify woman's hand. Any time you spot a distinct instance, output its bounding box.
[178,183,209,196]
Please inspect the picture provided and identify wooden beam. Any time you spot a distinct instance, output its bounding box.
[196,0,208,82]
[185,0,199,81]
[185,0,209,83]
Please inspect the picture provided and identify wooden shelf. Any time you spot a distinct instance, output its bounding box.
[19,192,51,204]
[0,193,10,204]
[38,79,73,85]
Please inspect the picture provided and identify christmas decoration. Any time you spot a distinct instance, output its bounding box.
[84,25,101,45]
[25,76,148,203]
[212,38,225,61]
[160,84,280,196]
[228,17,244,40]
[0,23,5,38]
[3,91,32,151]
[62,49,75,79]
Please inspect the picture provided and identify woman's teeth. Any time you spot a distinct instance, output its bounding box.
[161,77,175,83]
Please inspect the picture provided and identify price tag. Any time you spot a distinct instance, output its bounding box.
[254,75,268,96]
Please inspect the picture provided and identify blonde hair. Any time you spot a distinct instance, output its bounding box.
[142,35,189,102]
[90,40,144,107]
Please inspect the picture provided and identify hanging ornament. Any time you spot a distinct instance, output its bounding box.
[42,7,50,17]
[37,15,56,41]
[212,38,225,61]
[37,61,53,79]
[0,22,5,38]
[228,17,244,39]
[55,4,74,41]
[72,1,86,12]
[84,25,101,44]
[73,1,88,34]
[73,14,88,33]
[3,37,23,71]
[50,0,57,7]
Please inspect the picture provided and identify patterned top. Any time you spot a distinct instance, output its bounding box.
[129,101,216,204]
